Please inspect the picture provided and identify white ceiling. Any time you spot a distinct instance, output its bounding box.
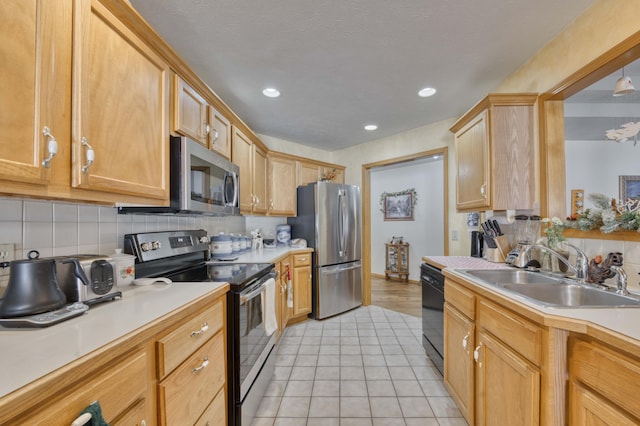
[130,0,595,151]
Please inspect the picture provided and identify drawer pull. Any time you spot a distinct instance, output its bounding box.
[299,257,307,262]
[192,356,209,374]
[473,343,483,367]
[462,332,470,352]
[190,322,209,337]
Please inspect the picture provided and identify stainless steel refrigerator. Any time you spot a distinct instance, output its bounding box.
[288,182,362,319]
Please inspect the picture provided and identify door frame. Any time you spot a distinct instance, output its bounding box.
[361,147,449,305]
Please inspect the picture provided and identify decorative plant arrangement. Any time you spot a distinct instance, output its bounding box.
[565,193,640,233]
[320,169,337,181]
[541,217,566,249]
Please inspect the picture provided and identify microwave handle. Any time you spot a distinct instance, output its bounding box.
[225,171,239,207]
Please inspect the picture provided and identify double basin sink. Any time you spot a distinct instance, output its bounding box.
[458,269,640,308]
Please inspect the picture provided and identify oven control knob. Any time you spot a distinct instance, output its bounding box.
[199,236,209,244]
[152,241,162,250]
[141,242,152,252]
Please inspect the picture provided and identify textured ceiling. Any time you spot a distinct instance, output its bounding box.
[130,0,595,151]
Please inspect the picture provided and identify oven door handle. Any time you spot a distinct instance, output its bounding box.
[240,283,266,304]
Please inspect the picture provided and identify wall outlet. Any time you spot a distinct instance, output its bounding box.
[0,243,15,278]
[451,230,459,241]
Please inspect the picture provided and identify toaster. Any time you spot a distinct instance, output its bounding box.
[56,255,122,305]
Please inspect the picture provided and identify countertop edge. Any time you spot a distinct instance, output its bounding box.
[0,282,230,402]
[444,268,640,353]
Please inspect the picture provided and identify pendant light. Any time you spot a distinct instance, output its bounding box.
[613,67,636,96]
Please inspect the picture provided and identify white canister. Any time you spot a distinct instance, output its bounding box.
[210,233,233,257]
[111,249,136,286]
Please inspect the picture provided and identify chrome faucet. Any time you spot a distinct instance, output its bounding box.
[610,265,629,295]
[522,242,588,283]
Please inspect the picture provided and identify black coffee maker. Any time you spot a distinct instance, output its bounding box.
[470,231,484,258]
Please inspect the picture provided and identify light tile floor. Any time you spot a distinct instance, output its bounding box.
[251,306,468,426]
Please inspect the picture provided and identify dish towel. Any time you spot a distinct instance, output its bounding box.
[71,400,109,426]
[262,277,277,336]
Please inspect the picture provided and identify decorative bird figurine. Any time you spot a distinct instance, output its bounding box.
[605,121,640,145]
[587,252,623,284]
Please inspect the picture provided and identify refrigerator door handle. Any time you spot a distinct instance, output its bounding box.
[338,189,347,257]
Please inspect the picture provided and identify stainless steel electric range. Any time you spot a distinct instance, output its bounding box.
[124,229,277,426]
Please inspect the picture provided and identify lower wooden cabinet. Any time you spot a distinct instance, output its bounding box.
[475,330,540,425]
[292,253,312,318]
[0,290,228,426]
[444,277,542,426]
[443,303,474,423]
[568,335,640,424]
[16,348,151,425]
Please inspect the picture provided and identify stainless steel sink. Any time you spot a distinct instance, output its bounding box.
[462,269,565,285]
[502,283,640,308]
[459,268,640,308]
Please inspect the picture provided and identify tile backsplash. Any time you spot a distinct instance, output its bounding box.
[0,198,286,287]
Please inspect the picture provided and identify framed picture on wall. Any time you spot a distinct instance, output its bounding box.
[619,175,640,201]
[383,192,414,221]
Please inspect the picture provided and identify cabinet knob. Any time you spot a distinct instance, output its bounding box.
[81,137,95,174]
[204,122,210,136]
[141,421,146,426]
[473,343,483,367]
[41,127,58,168]
[212,128,219,141]
[190,322,209,337]
[480,182,487,198]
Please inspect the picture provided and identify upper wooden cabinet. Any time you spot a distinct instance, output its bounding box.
[268,153,297,216]
[0,0,170,205]
[450,94,537,212]
[172,75,232,159]
[298,160,346,187]
[0,0,71,187]
[72,0,170,201]
[232,126,267,214]
[172,75,208,145]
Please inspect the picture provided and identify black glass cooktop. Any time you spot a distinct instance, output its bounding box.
[164,262,274,291]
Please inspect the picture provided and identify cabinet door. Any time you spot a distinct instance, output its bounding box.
[569,381,638,426]
[253,144,268,214]
[208,106,231,159]
[455,110,490,210]
[0,0,70,186]
[232,126,253,213]
[444,303,474,424]
[172,75,208,145]
[268,155,297,216]
[298,161,321,186]
[292,265,312,317]
[72,0,169,201]
[475,330,540,426]
[332,168,345,184]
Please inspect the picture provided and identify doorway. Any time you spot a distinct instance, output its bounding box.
[361,148,449,305]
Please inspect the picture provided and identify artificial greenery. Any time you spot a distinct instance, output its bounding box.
[565,192,640,233]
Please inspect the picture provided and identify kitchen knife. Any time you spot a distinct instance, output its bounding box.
[481,222,492,236]
[492,219,503,236]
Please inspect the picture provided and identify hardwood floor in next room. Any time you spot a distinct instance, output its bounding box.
[370,276,422,318]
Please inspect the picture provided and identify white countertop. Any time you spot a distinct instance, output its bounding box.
[0,281,227,399]
[446,268,640,344]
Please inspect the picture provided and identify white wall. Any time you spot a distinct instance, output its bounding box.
[370,159,444,281]
[565,139,639,209]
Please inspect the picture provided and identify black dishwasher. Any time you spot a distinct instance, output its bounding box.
[421,262,444,375]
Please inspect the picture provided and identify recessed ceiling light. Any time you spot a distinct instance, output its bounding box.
[364,124,378,131]
[418,87,437,98]
[262,88,280,98]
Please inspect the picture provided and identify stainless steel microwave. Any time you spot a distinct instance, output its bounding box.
[118,136,239,216]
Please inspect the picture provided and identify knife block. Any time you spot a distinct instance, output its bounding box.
[485,236,511,263]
